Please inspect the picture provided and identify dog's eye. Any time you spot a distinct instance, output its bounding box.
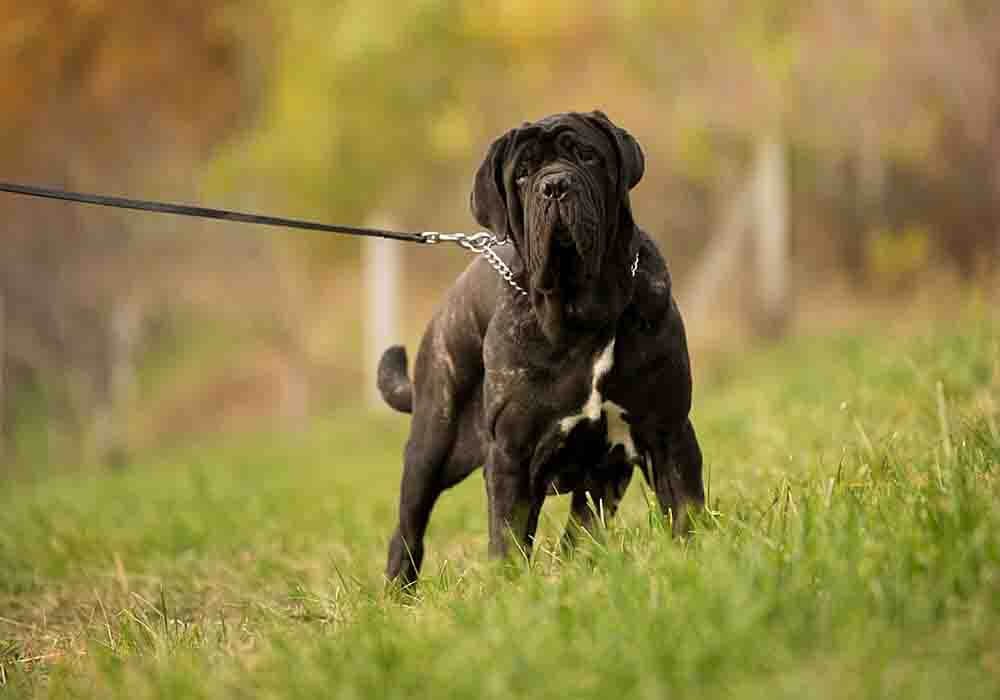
[515,160,536,185]
[576,146,601,166]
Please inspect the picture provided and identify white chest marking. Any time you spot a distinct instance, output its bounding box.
[604,401,638,460]
[558,338,638,460]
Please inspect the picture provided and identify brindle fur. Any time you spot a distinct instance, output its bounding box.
[378,112,704,589]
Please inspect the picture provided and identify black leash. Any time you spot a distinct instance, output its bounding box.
[0,181,430,244]
[0,179,532,293]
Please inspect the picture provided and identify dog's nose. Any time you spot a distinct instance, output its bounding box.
[539,173,571,200]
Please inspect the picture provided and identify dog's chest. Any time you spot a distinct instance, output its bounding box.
[557,338,638,461]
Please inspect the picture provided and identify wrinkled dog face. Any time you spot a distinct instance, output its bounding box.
[471,111,645,344]
[512,123,614,296]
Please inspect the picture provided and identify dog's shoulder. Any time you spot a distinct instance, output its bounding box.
[627,228,675,327]
[634,228,671,286]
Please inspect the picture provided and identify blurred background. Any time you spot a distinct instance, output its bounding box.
[1,0,997,472]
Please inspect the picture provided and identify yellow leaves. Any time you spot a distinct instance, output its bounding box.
[885,111,938,167]
[463,0,594,55]
[430,106,474,161]
[0,0,262,158]
[0,5,46,53]
[866,226,933,289]
[674,121,718,184]
[327,2,399,63]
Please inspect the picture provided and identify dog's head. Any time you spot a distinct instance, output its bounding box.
[471,111,645,344]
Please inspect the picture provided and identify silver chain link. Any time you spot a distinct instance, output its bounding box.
[421,230,639,298]
[422,230,528,297]
[479,243,529,296]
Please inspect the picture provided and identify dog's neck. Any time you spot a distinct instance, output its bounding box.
[518,226,640,347]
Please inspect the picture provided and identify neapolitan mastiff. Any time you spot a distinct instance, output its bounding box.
[378,111,704,588]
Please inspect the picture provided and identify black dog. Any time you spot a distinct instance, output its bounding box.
[378,111,704,589]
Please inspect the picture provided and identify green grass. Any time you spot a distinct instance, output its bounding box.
[2,317,998,698]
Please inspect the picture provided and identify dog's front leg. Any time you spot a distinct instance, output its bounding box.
[484,443,541,564]
[643,418,705,536]
[560,451,634,552]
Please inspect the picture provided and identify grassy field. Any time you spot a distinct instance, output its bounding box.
[2,314,998,698]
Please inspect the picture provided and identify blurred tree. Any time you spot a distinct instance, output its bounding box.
[0,0,269,466]
[3,0,998,464]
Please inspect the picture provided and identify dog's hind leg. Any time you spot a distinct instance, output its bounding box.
[559,449,634,552]
[386,399,485,591]
[385,329,486,591]
[385,426,451,591]
[642,418,705,536]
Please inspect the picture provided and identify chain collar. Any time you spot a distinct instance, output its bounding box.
[422,230,528,296]
[422,230,639,298]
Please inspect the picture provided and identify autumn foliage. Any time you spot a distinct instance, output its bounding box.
[1,1,997,466]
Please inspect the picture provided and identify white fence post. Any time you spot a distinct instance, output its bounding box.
[752,136,790,334]
[681,180,753,323]
[363,216,401,410]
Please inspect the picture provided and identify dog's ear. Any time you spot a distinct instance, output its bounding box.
[587,110,645,191]
[584,111,644,312]
[616,124,645,191]
[470,130,514,241]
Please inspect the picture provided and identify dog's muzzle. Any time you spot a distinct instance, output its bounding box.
[522,170,610,344]
[526,169,599,292]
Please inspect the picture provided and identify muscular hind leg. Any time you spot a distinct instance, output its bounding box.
[385,434,448,590]
[385,313,487,590]
[385,384,485,591]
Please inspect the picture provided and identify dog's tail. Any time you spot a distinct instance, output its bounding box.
[377,345,413,413]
